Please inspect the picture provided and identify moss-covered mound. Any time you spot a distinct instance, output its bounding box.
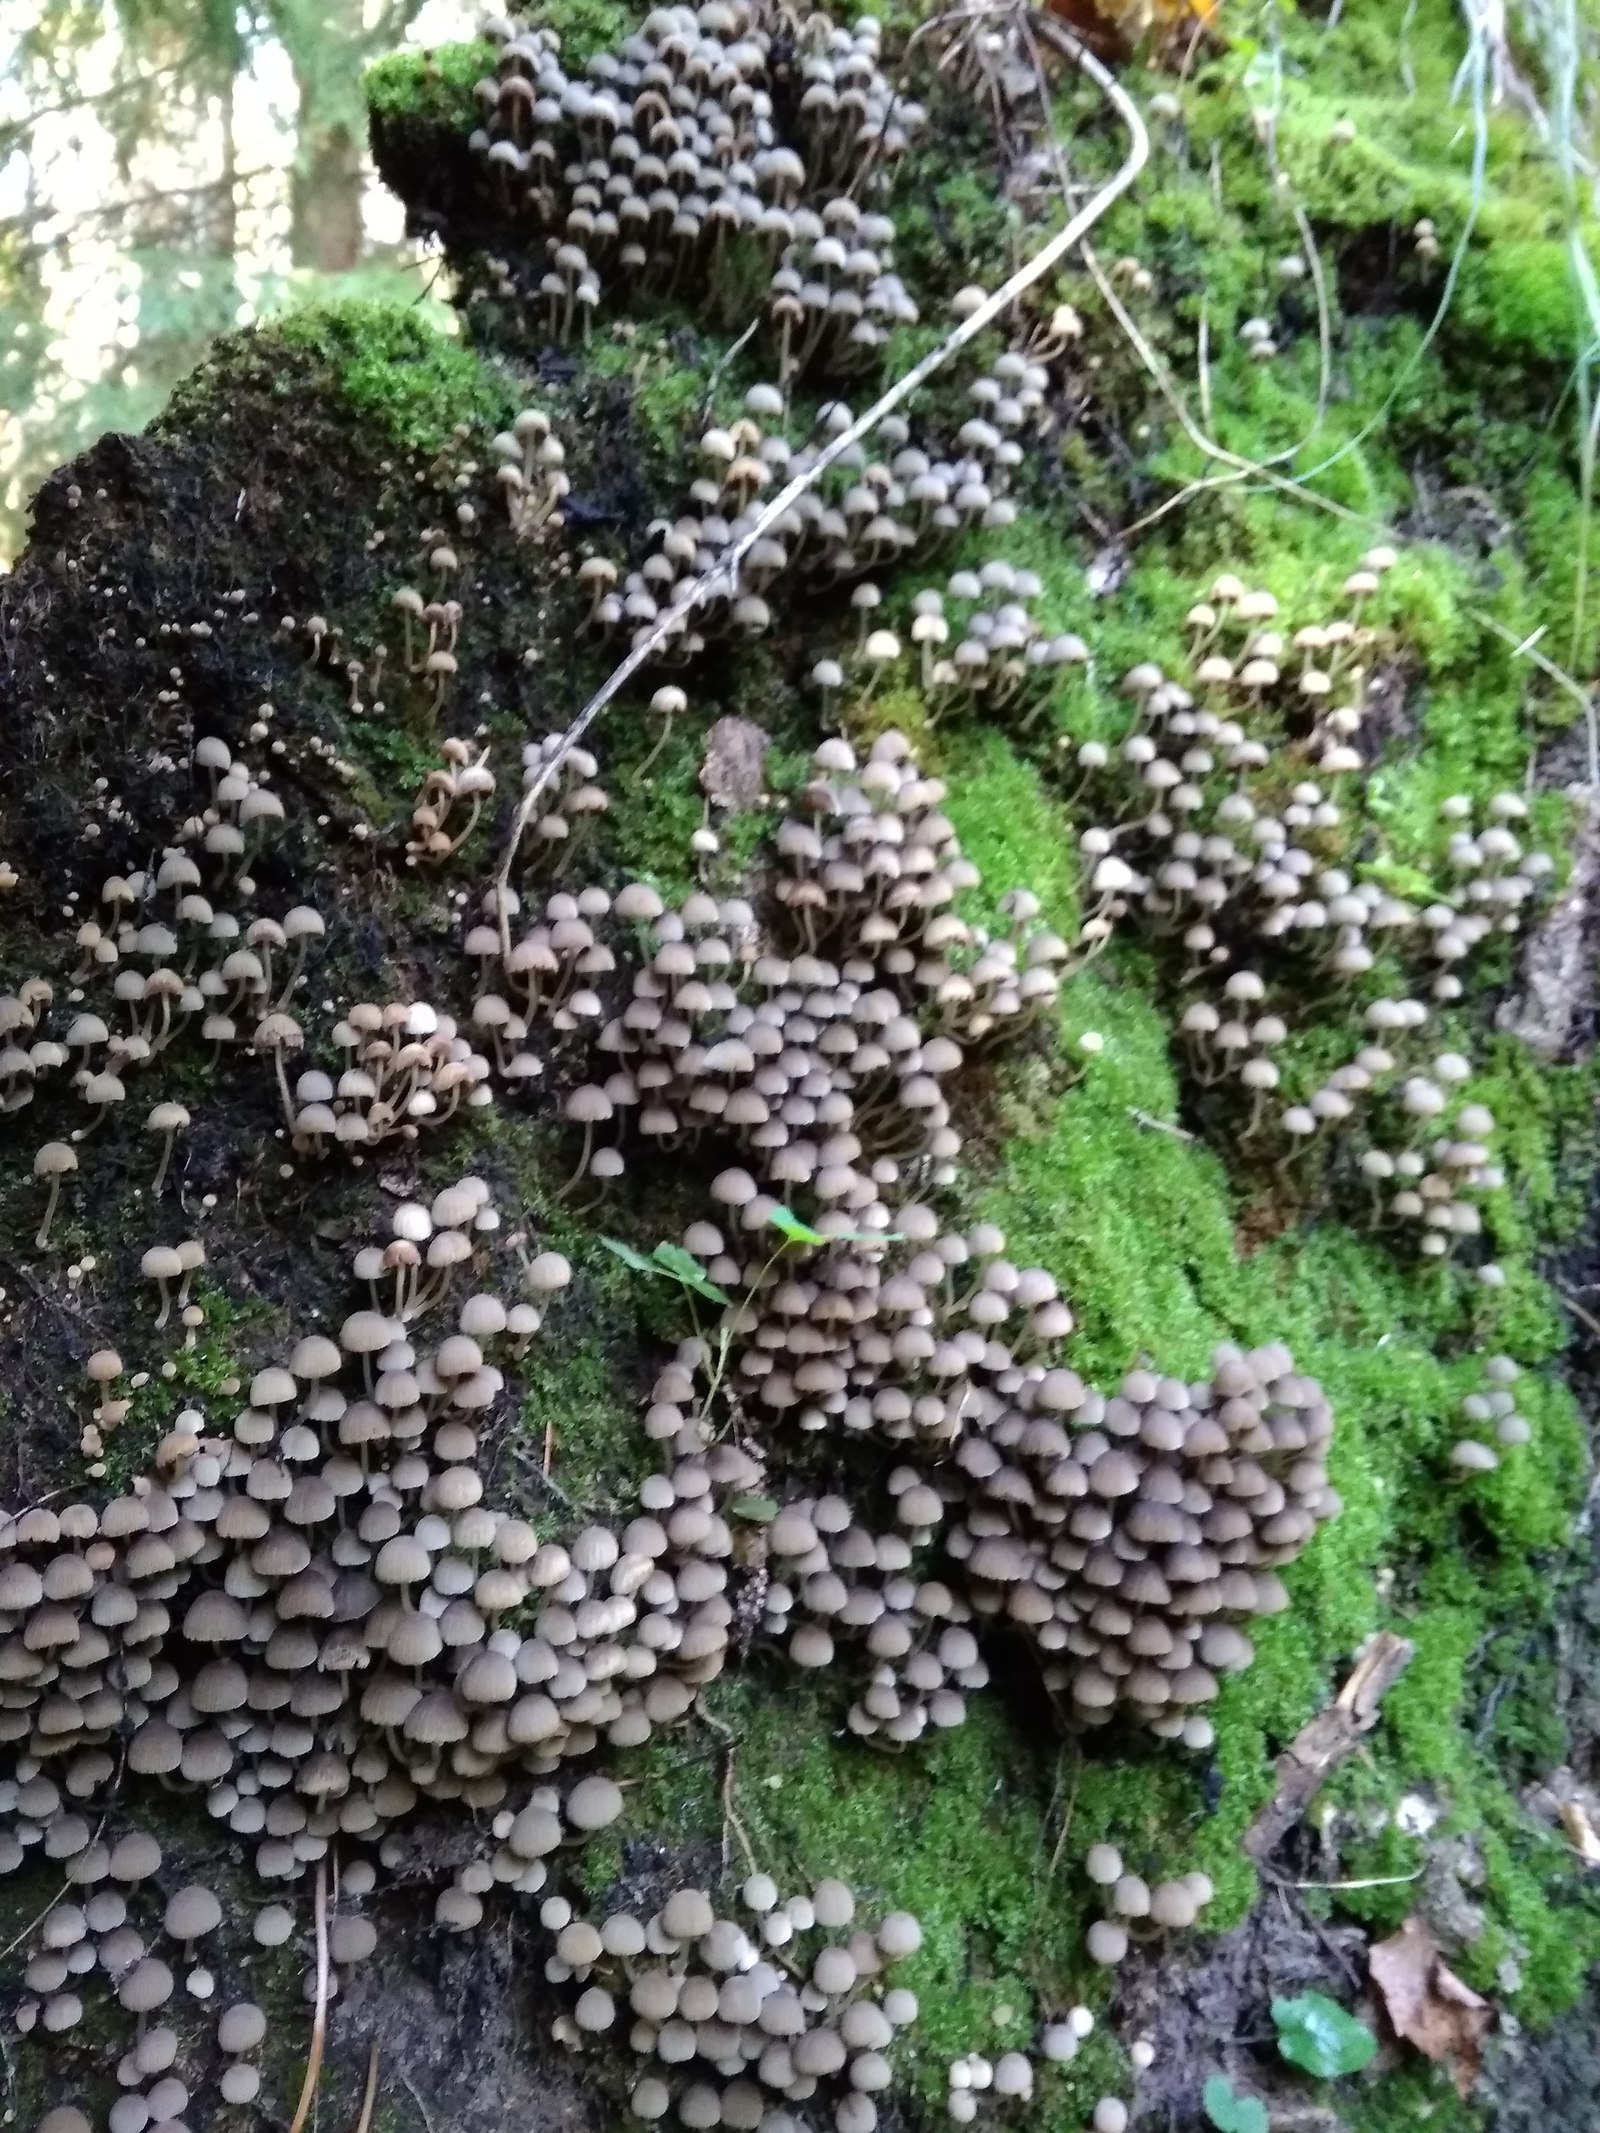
[1,3,1599,2131]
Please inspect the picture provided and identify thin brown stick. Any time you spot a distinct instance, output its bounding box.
[349,2042,381,2133]
[289,1855,331,2133]
[1243,1632,1415,1862]
[1045,1749,1082,1881]
[490,15,1150,938]
[1555,1285,1600,1338]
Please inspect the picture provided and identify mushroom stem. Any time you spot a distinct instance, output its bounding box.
[35,1175,62,1251]
[638,705,675,778]
[276,943,311,1011]
[273,1050,296,1132]
[153,1277,172,1330]
[153,1132,177,1194]
[564,1121,596,1194]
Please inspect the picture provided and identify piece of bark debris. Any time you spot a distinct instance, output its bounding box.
[1368,1914,1492,2099]
[700,716,769,811]
[1244,1632,1415,1862]
[1496,784,1600,1061]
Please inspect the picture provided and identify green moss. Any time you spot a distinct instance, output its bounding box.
[363,41,492,131]
[275,300,513,455]
[524,0,635,66]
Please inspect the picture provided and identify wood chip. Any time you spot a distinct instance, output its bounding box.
[699,717,769,812]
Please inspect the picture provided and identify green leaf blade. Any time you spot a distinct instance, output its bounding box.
[650,1242,732,1304]
[766,1204,830,1248]
[1202,2075,1268,2133]
[1271,1992,1378,2079]
[599,1235,659,1277]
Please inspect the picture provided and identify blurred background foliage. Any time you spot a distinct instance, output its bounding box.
[0,0,474,562]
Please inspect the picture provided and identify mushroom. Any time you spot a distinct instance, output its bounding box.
[33,1142,77,1249]
[146,1103,189,1193]
[140,1244,184,1328]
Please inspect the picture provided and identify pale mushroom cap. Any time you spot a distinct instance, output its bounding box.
[164,1885,222,1941]
[218,2000,267,2053]
[566,1774,624,1831]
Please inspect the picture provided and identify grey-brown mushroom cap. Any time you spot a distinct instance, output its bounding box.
[118,1956,175,2012]
[218,2001,268,2053]
[565,1774,624,1831]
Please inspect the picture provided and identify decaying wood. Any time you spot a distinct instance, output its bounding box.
[1244,1633,1415,1863]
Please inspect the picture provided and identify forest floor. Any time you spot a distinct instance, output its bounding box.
[2,1,1600,2131]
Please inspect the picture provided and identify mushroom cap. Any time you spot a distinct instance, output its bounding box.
[164,1886,222,1942]
[1085,1919,1128,1965]
[662,1889,715,1942]
[1085,1842,1123,1885]
[218,2000,268,2053]
[33,1141,78,1178]
[1148,1880,1198,1928]
[876,1910,922,1959]
[565,1775,624,1831]
[328,1916,378,1964]
[118,1957,175,2012]
[525,1251,571,1293]
[290,1334,343,1379]
[109,1832,162,1883]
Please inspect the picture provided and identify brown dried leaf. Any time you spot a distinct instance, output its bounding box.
[700,717,769,812]
[1368,1914,1492,2099]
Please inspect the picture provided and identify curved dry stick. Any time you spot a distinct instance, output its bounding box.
[349,2042,381,2133]
[289,1854,330,2133]
[491,18,1151,946]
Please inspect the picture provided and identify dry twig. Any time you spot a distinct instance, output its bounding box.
[1244,1633,1415,1862]
[289,1854,331,2133]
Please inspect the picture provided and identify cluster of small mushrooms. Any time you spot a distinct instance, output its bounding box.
[467,4,923,374]
[1448,1353,1531,1474]
[582,367,1044,660]
[456,729,1067,1201]
[1065,560,1551,1262]
[9,731,323,1242]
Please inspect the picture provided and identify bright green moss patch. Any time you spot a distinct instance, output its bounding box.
[527,0,636,66]
[276,300,513,455]
[363,41,493,131]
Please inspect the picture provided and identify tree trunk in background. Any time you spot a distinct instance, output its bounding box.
[288,114,364,271]
[279,0,368,273]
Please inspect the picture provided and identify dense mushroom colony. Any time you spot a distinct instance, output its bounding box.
[7,0,1579,2124]
[467,730,1068,1198]
[583,359,1057,661]
[1058,563,1553,1260]
[4,732,325,1229]
[467,3,924,369]
[672,1205,1339,1736]
[539,1875,929,2130]
[282,999,497,1154]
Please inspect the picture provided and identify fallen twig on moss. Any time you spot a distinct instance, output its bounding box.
[1244,1633,1415,1862]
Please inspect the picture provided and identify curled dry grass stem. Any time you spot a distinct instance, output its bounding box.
[491,10,1150,938]
[349,2042,380,2133]
[289,1853,331,2133]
